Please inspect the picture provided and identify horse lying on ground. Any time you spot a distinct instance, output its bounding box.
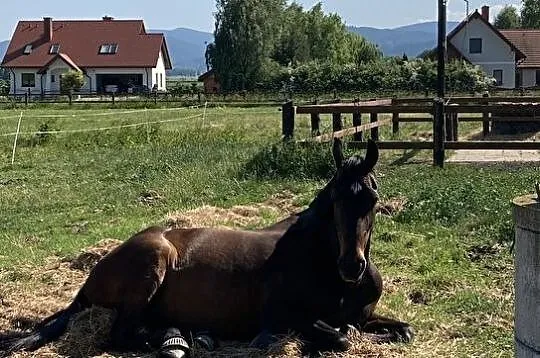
[0,139,414,358]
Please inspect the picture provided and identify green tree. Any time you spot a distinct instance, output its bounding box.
[494,5,521,29]
[0,79,9,95]
[210,0,285,90]
[60,70,84,94]
[521,0,540,28]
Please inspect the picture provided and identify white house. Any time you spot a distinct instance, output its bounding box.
[447,6,526,89]
[1,17,172,94]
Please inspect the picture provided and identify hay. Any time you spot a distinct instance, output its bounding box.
[377,197,408,217]
[165,190,300,230]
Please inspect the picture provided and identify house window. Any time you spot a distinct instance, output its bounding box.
[160,73,163,88]
[99,44,118,54]
[21,73,35,87]
[469,38,482,54]
[49,44,60,54]
[536,70,540,86]
[51,74,56,83]
[156,73,159,87]
[23,44,32,55]
[493,70,503,86]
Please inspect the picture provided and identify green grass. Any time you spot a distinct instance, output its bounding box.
[0,105,537,357]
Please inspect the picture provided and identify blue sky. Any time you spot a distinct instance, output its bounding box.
[1,0,522,40]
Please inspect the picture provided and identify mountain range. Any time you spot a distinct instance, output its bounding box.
[0,21,460,74]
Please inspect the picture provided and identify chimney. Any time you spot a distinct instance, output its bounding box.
[481,5,490,22]
[102,16,114,21]
[44,17,53,42]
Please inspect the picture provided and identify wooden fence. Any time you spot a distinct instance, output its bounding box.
[283,96,540,167]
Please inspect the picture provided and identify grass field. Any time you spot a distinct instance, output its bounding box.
[0,105,538,357]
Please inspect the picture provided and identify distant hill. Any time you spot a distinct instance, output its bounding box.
[150,28,214,75]
[0,21,462,72]
[348,21,460,57]
[0,40,8,61]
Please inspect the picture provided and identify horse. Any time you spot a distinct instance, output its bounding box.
[0,139,414,358]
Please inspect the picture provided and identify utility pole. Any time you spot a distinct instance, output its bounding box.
[433,0,447,167]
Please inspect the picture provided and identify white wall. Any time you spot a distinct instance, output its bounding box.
[450,17,517,88]
[151,50,167,91]
[10,68,42,94]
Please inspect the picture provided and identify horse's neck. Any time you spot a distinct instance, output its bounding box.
[268,188,337,266]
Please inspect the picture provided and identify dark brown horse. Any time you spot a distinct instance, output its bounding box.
[0,139,413,358]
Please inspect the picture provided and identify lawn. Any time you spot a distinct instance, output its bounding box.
[0,105,537,357]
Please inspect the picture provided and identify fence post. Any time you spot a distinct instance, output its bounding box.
[433,97,445,168]
[353,112,363,141]
[310,100,320,137]
[512,193,540,358]
[332,99,343,133]
[370,112,379,141]
[24,92,29,106]
[154,91,158,105]
[482,92,490,136]
[452,113,459,141]
[445,112,454,141]
[112,92,115,106]
[282,100,295,141]
[391,98,399,135]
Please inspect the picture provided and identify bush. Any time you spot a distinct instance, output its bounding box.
[255,58,492,95]
[0,79,9,96]
[241,142,336,180]
[60,70,85,94]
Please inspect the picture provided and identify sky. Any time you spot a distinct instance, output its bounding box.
[0,0,523,40]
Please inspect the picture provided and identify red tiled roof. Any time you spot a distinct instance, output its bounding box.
[500,30,540,68]
[1,19,172,70]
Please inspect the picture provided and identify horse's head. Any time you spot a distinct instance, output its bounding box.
[330,138,379,285]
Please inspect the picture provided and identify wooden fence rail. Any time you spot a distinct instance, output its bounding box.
[286,97,540,167]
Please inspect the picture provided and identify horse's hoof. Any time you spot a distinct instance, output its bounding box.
[395,324,414,343]
[249,330,276,349]
[334,336,351,352]
[194,333,216,351]
[158,336,190,358]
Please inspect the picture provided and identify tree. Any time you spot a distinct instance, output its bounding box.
[521,0,540,28]
[0,79,9,95]
[494,5,521,29]
[60,70,84,94]
[210,0,285,91]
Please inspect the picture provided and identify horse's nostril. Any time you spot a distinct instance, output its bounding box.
[339,258,366,281]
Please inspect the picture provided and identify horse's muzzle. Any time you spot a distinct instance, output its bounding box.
[338,257,366,284]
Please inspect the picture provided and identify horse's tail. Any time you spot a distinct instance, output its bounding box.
[0,291,89,356]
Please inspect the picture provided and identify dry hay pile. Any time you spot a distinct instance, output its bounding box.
[0,192,427,357]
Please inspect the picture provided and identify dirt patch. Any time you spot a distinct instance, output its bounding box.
[377,197,408,217]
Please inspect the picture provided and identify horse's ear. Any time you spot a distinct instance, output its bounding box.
[332,138,344,169]
[364,139,379,172]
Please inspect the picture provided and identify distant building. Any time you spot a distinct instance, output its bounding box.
[447,5,540,89]
[1,17,173,94]
[198,69,220,94]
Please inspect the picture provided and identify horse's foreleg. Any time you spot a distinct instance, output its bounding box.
[110,307,152,352]
[360,313,414,343]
